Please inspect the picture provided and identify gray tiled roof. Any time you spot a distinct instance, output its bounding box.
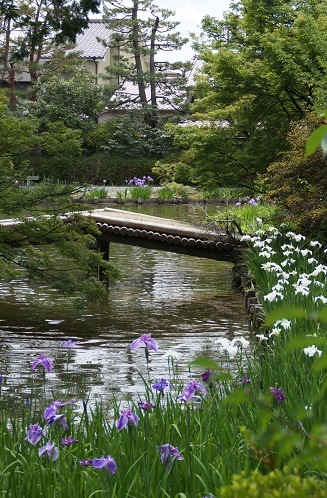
[186,59,204,87]
[110,81,183,111]
[75,20,112,59]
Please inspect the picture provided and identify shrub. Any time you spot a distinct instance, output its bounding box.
[164,182,190,199]
[152,160,191,184]
[35,153,157,184]
[220,469,327,498]
[261,115,327,242]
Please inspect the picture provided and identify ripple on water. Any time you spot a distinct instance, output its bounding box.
[0,206,250,407]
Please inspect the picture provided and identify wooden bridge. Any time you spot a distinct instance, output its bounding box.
[86,208,243,262]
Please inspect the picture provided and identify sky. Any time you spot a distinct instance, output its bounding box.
[157,0,232,61]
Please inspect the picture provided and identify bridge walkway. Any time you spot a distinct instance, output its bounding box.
[87,208,243,262]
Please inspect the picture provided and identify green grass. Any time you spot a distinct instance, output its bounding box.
[84,187,108,200]
[157,186,174,201]
[208,202,276,234]
[129,185,153,200]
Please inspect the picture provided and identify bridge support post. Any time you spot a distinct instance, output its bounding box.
[98,240,110,291]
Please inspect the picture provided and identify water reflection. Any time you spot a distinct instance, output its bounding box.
[0,205,250,409]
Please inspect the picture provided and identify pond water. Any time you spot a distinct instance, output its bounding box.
[0,204,250,411]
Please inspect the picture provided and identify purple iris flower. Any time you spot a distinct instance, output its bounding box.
[138,401,155,410]
[130,334,159,352]
[32,354,53,372]
[53,399,76,407]
[201,370,215,383]
[152,378,170,392]
[237,376,252,384]
[26,424,45,445]
[79,458,92,466]
[177,380,206,403]
[156,444,184,467]
[92,456,117,474]
[38,441,59,461]
[115,409,139,431]
[43,400,75,429]
[61,339,79,348]
[269,386,286,404]
[61,436,78,446]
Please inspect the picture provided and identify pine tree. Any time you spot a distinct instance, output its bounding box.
[102,0,190,126]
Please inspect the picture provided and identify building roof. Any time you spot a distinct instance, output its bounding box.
[108,81,179,111]
[186,59,204,87]
[75,20,112,60]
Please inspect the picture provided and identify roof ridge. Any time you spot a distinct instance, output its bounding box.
[87,19,105,23]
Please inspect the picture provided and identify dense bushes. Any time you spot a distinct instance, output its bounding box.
[35,153,158,185]
[220,469,327,498]
[261,115,327,242]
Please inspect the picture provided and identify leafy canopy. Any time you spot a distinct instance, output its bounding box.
[0,92,117,306]
[180,0,327,187]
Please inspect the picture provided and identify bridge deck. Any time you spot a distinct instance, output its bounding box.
[86,207,221,238]
[87,208,241,261]
[0,208,242,261]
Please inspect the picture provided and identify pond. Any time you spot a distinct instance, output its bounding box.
[0,204,250,411]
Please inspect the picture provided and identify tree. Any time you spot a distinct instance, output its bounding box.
[0,91,116,305]
[98,108,175,159]
[102,0,190,126]
[0,0,100,103]
[28,66,104,133]
[186,0,327,187]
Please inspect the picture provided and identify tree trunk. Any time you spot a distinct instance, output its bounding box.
[149,16,159,108]
[132,0,147,107]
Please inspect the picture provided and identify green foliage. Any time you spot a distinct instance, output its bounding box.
[168,122,253,187]
[0,98,117,303]
[0,90,84,181]
[34,152,157,184]
[84,119,117,152]
[100,110,175,159]
[38,122,83,156]
[157,186,174,201]
[0,0,100,103]
[28,67,104,134]
[163,182,190,199]
[198,186,248,200]
[129,185,153,200]
[208,202,276,234]
[152,160,191,184]
[220,469,327,498]
[84,187,108,200]
[0,181,118,303]
[185,0,327,186]
[261,114,327,241]
[239,226,327,478]
[306,110,327,157]
[0,92,38,175]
